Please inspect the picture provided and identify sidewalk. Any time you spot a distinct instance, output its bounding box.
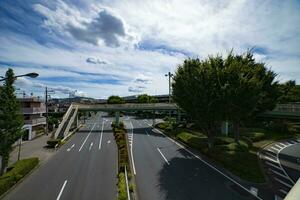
[9,134,56,166]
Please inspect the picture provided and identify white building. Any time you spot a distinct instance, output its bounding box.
[19,97,46,140]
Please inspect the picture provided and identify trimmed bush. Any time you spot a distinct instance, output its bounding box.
[247,132,265,142]
[0,158,39,195]
[47,139,61,148]
[118,172,127,200]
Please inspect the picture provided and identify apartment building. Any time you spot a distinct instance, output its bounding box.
[19,97,46,140]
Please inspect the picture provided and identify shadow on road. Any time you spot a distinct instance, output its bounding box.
[157,151,256,200]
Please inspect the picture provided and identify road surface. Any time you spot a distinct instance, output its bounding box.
[125,116,260,200]
[4,112,118,200]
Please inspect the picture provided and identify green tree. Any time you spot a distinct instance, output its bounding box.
[172,52,279,146]
[137,94,159,103]
[278,80,300,103]
[107,95,124,104]
[137,94,150,103]
[172,57,223,147]
[0,69,24,174]
[222,52,279,142]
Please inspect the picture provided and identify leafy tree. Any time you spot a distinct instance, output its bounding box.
[107,95,125,104]
[222,52,279,142]
[172,57,223,147]
[0,69,24,174]
[278,80,300,103]
[137,94,158,103]
[172,51,279,146]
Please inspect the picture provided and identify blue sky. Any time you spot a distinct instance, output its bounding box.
[0,0,300,98]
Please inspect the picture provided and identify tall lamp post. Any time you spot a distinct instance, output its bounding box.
[165,72,173,103]
[1,71,39,161]
[165,72,173,119]
[0,72,39,82]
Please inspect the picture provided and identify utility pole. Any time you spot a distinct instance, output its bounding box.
[165,72,173,103]
[45,86,48,135]
[165,72,173,118]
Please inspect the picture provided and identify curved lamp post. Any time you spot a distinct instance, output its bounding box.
[0,72,39,82]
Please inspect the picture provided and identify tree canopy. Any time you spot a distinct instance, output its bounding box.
[0,69,24,174]
[172,51,279,146]
[137,94,158,103]
[278,80,300,103]
[107,95,124,104]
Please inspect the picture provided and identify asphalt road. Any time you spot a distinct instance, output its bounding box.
[279,143,300,183]
[4,112,118,200]
[124,116,260,200]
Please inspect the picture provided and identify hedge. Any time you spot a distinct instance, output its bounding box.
[0,157,39,196]
[47,139,61,148]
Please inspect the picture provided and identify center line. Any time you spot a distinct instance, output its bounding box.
[89,142,93,151]
[56,180,67,200]
[157,148,169,165]
[79,123,96,152]
[99,121,104,150]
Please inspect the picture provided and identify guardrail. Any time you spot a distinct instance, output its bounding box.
[24,117,46,125]
[275,104,300,113]
[54,104,74,139]
[76,103,178,111]
[62,106,78,139]
[21,107,46,114]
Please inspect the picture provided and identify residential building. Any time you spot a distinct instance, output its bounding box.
[19,97,46,140]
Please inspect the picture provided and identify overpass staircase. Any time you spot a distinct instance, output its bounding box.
[54,104,78,139]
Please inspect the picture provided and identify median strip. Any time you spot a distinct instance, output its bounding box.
[112,121,136,200]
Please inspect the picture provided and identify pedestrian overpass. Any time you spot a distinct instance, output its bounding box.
[54,102,300,139]
[53,103,179,139]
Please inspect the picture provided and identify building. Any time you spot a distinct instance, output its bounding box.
[19,97,46,140]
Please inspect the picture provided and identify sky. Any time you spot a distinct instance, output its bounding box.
[0,0,300,99]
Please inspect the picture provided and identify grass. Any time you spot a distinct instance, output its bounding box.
[156,121,300,183]
[117,172,127,200]
[0,158,39,196]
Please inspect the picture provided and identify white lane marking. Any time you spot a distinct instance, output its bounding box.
[157,148,170,165]
[269,169,291,180]
[271,146,280,151]
[264,155,278,163]
[275,144,284,149]
[56,180,67,200]
[279,189,288,195]
[277,143,296,185]
[79,123,96,152]
[89,142,93,151]
[278,143,286,148]
[99,121,104,150]
[265,161,282,170]
[274,177,293,188]
[67,144,75,152]
[152,127,262,200]
[146,131,149,136]
[129,121,137,175]
[264,152,277,159]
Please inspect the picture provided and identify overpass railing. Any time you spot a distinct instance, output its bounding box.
[274,104,300,113]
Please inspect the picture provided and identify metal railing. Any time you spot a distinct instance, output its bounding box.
[275,104,300,113]
[21,106,46,114]
[24,117,46,125]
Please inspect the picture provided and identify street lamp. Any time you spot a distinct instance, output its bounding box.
[0,72,39,82]
[165,72,173,103]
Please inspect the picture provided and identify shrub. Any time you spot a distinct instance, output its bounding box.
[246,132,265,142]
[0,158,39,195]
[118,173,127,200]
[47,139,61,148]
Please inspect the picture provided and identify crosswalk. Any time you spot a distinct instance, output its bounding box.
[259,139,299,199]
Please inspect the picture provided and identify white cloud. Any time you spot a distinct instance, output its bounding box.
[1,0,300,98]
